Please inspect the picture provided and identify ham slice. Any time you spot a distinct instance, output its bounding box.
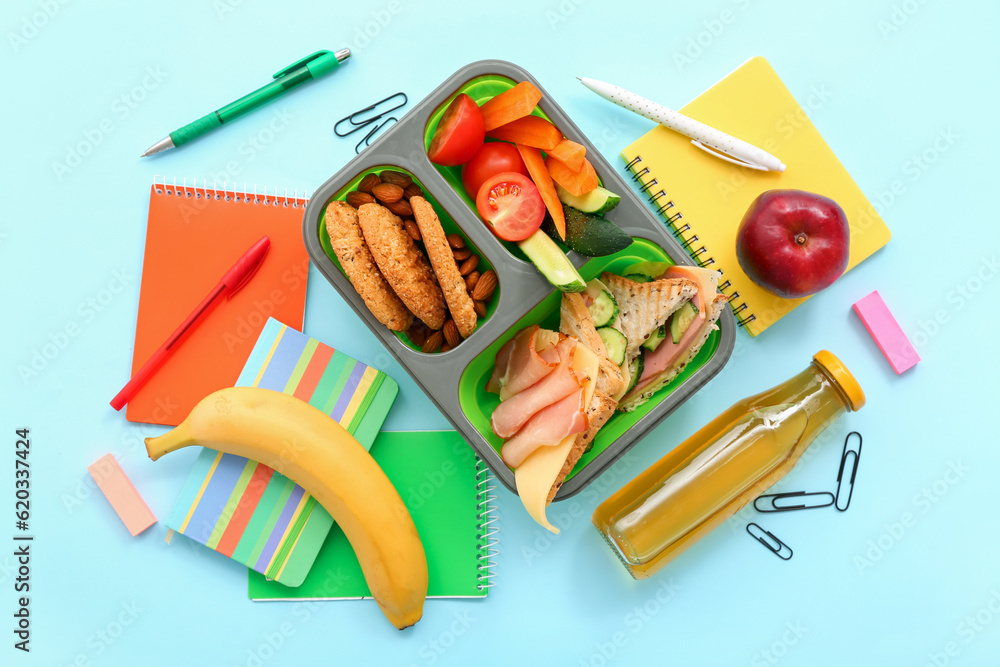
[491,338,584,438]
[486,325,562,401]
[658,266,720,322]
[625,265,722,397]
[632,294,704,392]
[500,388,589,468]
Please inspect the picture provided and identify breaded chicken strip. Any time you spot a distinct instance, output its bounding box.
[410,196,478,339]
[357,203,446,330]
[324,201,413,331]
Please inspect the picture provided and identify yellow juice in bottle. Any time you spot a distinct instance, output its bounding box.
[592,351,865,579]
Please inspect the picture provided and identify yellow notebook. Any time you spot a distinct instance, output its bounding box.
[622,57,890,336]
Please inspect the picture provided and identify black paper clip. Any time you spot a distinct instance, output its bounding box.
[754,491,835,513]
[835,431,863,511]
[334,92,407,153]
[746,523,793,560]
[353,116,398,154]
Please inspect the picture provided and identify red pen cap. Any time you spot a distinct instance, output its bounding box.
[222,235,271,298]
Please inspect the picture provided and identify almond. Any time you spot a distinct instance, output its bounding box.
[408,321,427,346]
[345,191,375,208]
[385,198,413,217]
[447,233,466,249]
[465,270,480,293]
[459,254,479,276]
[357,173,381,193]
[453,247,472,261]
[403,182,423,200]
[403,219,421,241]
[443,320,461,348]
[371,182,404,204]
[421,330,444,353]
[473,300,487,318]
[472,269,497,301]
[440,343,452,353]
[380,170,412,188]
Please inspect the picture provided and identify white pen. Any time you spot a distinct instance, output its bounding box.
[578,77,785,172]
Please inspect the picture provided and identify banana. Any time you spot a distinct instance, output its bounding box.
[145,387,428,630]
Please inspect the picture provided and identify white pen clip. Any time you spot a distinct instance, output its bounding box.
[690,140,768,171]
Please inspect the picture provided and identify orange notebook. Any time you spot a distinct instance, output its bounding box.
[127,179,310,426]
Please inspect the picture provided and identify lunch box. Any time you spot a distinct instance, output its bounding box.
[302,60,735,499]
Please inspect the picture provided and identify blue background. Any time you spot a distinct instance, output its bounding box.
[3,0,998,665]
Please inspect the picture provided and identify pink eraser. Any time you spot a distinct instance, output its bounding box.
[852,290,920,374]
[88,454,157,536]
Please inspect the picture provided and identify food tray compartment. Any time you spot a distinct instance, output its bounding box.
[303,60,736,499]
[458,239,723,489]
[314,164,501,352]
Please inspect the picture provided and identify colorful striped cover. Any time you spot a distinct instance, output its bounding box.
[165,318,398,587]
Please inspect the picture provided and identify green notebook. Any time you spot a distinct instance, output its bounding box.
[248,430,498,600]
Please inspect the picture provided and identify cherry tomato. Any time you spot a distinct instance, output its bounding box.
[461,142,529,200]
[475,172,546,242]
[427,94,485,166]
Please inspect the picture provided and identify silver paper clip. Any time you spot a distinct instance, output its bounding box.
[754,491,835,513]
[746,523,793,560]
[835,431,863,511]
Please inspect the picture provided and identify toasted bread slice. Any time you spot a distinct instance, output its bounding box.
[596,357,625,399]
[560,292,625,398]
[601,273,697,365]
[547,390,617,504]
[560,292,606,355]
[618,293,728,412]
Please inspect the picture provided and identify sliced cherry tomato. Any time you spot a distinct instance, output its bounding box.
[427,94,485,166]
[461,142,529,200]
[475,172,546,242]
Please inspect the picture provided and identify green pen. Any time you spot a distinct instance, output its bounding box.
[141,48,350,157]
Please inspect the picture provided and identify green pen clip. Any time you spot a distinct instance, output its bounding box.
[275,49,347,80]
[274,51,332,78]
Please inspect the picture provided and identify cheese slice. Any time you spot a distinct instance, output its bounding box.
[514,341,599,533]
[613,355,631,403]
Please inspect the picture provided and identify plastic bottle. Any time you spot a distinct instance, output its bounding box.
[592,350,865,579]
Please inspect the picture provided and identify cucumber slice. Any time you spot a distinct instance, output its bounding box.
[585,281,618,327]
[584,277,609,301]
[670,302,698,344]
[625,354,644,394]
[642,325,667,352]
[622,261,673,282]
[597,327,627,366]
[517,230,586,292]
[555,183,622,215]
[623,273,653,283]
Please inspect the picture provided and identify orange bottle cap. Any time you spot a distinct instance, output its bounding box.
[813,350,866,411]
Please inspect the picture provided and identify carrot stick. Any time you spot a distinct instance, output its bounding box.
[480,81,543,132]
[487,116,562,151]
[517,144,566,240]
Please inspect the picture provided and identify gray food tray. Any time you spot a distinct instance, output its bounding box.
[302,60,735,500]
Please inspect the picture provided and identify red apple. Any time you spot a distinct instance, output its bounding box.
[735,189,850,299]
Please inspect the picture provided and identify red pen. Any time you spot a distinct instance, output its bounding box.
[110,235,271,411]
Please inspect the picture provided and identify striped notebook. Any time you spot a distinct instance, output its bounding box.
[165,318,398,586]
